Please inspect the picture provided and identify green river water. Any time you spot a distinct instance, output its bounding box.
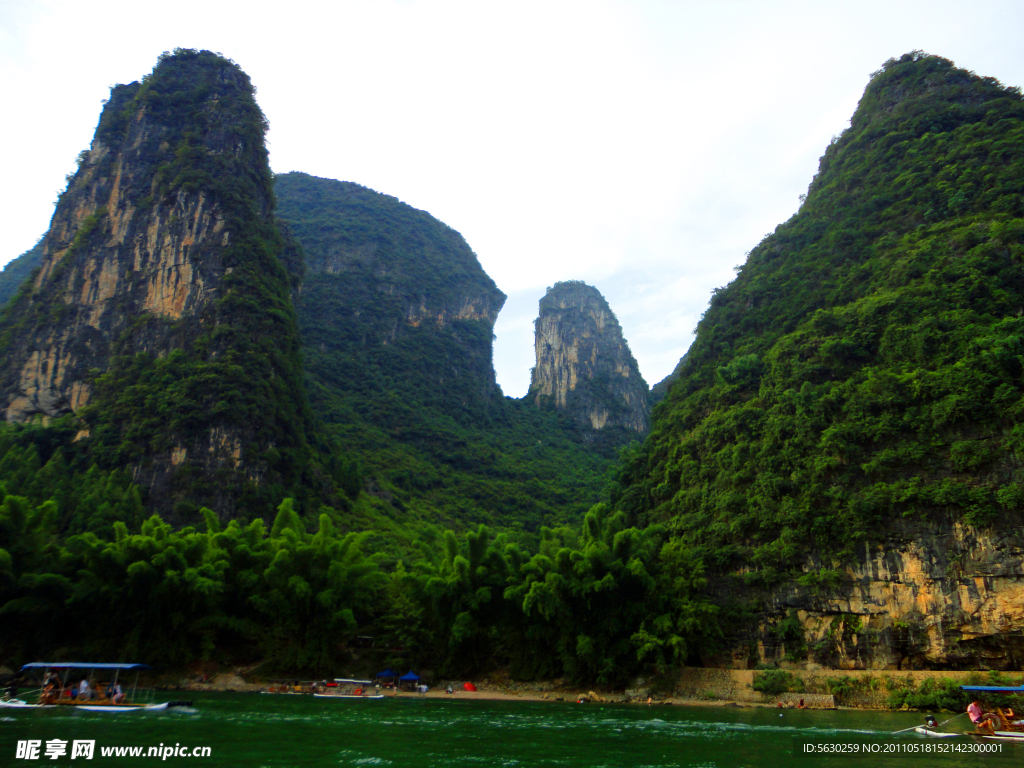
[0,692,1015,767]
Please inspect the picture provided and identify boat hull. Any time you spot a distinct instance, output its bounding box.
[70,702,170,712]
[0,700,53,709]
[913,727,959,738]
[974,731,1024,741]
[1,700,174,712]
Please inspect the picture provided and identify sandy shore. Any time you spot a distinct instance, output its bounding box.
[243,687,786,708]
[179,677,717,706]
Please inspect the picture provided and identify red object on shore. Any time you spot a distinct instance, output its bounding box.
[463,682,477,692]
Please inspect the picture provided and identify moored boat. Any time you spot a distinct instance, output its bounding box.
[3,662,191,712]
[313,679,383,699]
[260,680,320,695]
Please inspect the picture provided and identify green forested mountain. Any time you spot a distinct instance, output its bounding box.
[0,50,653,680]
[276,172,611,533]
[0,49,319,523]
[616,52,1024,587]
[8,49,1024,680]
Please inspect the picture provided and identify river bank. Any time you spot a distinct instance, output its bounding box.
[165,665,1015,711]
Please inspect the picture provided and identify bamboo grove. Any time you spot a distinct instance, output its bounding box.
[0,421,720,682]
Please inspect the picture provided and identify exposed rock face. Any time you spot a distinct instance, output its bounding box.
[275,172,507,419]
[0,65,243,422]
[0,50,310,520]
[529,281,649,436]
[723,513,1024,670]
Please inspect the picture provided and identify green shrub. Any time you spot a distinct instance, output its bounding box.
[753,669,803,697]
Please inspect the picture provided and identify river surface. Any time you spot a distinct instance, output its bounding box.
[0,692,1015,767]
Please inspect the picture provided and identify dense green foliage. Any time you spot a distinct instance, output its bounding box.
[617,53,1024,588]
[0,52,713,683]
[751,669,804,697]
[0,238,43,310]
[0,419,716,681]
[885,671,1023,711]
[15,50,1024,683]
[276,173,612,532]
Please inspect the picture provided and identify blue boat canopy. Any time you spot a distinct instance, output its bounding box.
[960,685,1024,693]
[399,671,420,681]
[21,663,151,671]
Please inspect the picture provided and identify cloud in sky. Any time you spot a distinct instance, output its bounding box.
[2,0,1022,396]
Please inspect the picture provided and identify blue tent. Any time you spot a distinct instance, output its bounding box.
[375,669,397,678]
[399,671,420,681]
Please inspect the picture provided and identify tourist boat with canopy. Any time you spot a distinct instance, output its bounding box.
[1,662,191,712]
[913,684,1024,740]
[958,684,1024,741]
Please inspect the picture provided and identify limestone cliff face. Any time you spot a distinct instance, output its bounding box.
[0,64,246,422]
[275,172,506,420]
[529,281,649,436]
[0,50,310,520]
[723,514,1024,670]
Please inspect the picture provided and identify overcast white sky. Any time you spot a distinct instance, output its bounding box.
[2,0,1023,396]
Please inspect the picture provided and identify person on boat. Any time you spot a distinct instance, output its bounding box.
[968,700,996,733]
[111,683,124,704]
[925,715,938,729]
[40,678,60,705]
[996,706,1024,727]
[4,676,20,701]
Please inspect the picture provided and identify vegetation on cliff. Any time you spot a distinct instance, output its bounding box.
[616,52,1024,592]
[0,239,43,310]
[90,51,317,519]
[0,418,716,681]
[0,50,320,521]
[276,173,611,532]
[7,50,1023,680]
